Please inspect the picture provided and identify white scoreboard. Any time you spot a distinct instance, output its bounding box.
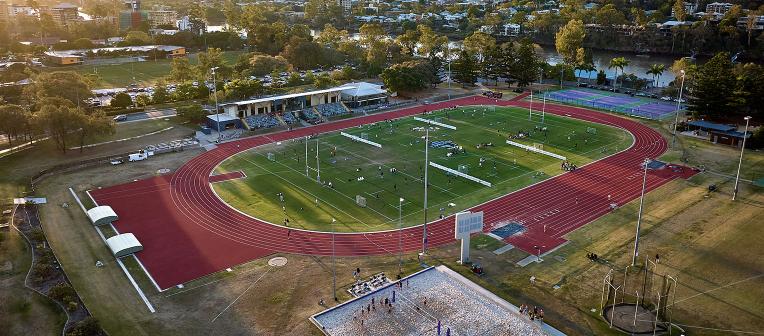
[455,211,484,239]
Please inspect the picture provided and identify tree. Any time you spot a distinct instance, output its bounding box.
[608,57,629,88]
[66,317,101,336]
[197,48,228,80]
[282,40,325,70]
[596,70,607,85]
[596,4,628,26]
[177,104,207,123]
[482,45,505,86]
[168,58,197,83]
[135,94,152,107]
[452,50,479,87]
[396,28,420,56]
[24,72,91,106]
[646,64,666,88]
[75,111,115,152]
[734,63,764,119]
[123,31,153,46]
[248,54,290,76]
[687,52,736,118]
[313,74,337,89]
[224,79,265,100]
[34,105,84,152]
[110,92,133,108]
[514,39,540,87]
[0,105,30,146]
[152,81,170,104]
[417,25,448,59]
[672,0,686,21]
[315,24,348,49]
[555,19,586,65]
[381,60,437,93]
[463,31,496,62]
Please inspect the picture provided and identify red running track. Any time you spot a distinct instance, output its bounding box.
[90,96,695,289]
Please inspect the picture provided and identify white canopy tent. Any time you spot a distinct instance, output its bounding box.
[105,233,143,258]
[86,205,118,226]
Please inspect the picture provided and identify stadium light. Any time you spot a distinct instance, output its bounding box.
[422,128,430,256]
[632,158,650,266]
[732,116,752,201]
[671,70,685,148]
[398,198,404,276]
[332,217,337,301]
[211,66,221,142]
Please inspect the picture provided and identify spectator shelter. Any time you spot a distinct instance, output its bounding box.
[340,82,389,108]
[686,120,751,147]
[86,205,118,226]
[105,233,144,258]
[221,86,353,118]
[206,114,242,132]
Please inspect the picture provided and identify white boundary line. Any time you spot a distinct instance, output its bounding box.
[413,117,457,130]
[429,161,492,187]
[340,132,382,148]
[506,140,567,161]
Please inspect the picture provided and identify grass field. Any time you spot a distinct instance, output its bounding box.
[212,106,632,232]
[47,51,246,88]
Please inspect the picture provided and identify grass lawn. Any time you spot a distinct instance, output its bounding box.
[47,51,246,88]
[212,106,632,232]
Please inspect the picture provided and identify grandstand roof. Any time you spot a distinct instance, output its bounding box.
[86,205,118,226]
[206,113,239,122]
[687,120,735,132]
[341,82,386,98]
[225,86,355,106]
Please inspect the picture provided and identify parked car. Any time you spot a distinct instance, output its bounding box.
[113,114,127,122]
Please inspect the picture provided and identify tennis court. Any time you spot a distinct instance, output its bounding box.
[539,88,682,120]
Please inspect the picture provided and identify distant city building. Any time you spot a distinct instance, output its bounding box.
[0,1,8,25]
[147,9,177,27]
[738,15,764,30]
[705,2,733,14]
[50,2,80,26]
[338,0,351,15]
[8,4,33,16]
[119,0,145,30]
[177,15,206,35]
[502,23,521,36]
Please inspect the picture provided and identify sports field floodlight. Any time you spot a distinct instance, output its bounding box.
[632,158,650,266]
[211,66,221,142]
[331,217,337,301]
[732,116,752,201]
[671,70,686,148]
[398,197,404,275]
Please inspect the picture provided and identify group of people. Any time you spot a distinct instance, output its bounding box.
[482,90,504,99]
[519,304,544,322]
[586,252,599,261]
[561,160,578,171]
[508,131,530,140]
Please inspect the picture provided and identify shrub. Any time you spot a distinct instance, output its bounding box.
[48,283,76,303]
[66,317,101,336]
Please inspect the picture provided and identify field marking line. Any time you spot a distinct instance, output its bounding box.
[210,267,272,323]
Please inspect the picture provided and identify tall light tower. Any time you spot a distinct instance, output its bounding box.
[398,197,404,275]
[632,158,650,266]
[331,217,337,301]
[671,70,686,148]
[732,116,752,201]
[421,127,430,256]
[211,66,221,142]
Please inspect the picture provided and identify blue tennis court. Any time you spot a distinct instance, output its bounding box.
[538,88,682,120]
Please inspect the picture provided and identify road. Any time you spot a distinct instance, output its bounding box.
[116,108,177,123]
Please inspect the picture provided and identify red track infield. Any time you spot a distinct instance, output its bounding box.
[90,96,696,289]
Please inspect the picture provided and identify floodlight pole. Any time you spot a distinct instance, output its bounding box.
[447,43,451,100]
[671,70,685,148]
[331,218,337,301]
[398,197,404,275]
[732,116,752,201]
[422,128,429,256]
[632,158,650,266]
[212,66,221,142]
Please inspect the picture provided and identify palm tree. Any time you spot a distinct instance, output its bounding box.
[608,57,630,88]
[646,64,665,88]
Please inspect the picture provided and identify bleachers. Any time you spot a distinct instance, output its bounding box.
[300,108,322,124]
[245,114,280,129]
[281,111,298,124]
[315,103,349,117]
[352,101,410,114]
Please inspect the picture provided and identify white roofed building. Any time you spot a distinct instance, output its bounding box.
[86,205,118,226]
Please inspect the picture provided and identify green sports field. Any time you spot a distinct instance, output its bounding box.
[212,106,632,232]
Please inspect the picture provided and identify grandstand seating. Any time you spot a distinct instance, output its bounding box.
[281,111,298,124]
[315,103,349,117]
[245,114,280,129]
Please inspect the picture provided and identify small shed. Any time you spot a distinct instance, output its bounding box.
[86,206,118,226]
[341,82,389,108]
[687,120,750,147]
[105,233,143,257]
[206,113,242,132]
